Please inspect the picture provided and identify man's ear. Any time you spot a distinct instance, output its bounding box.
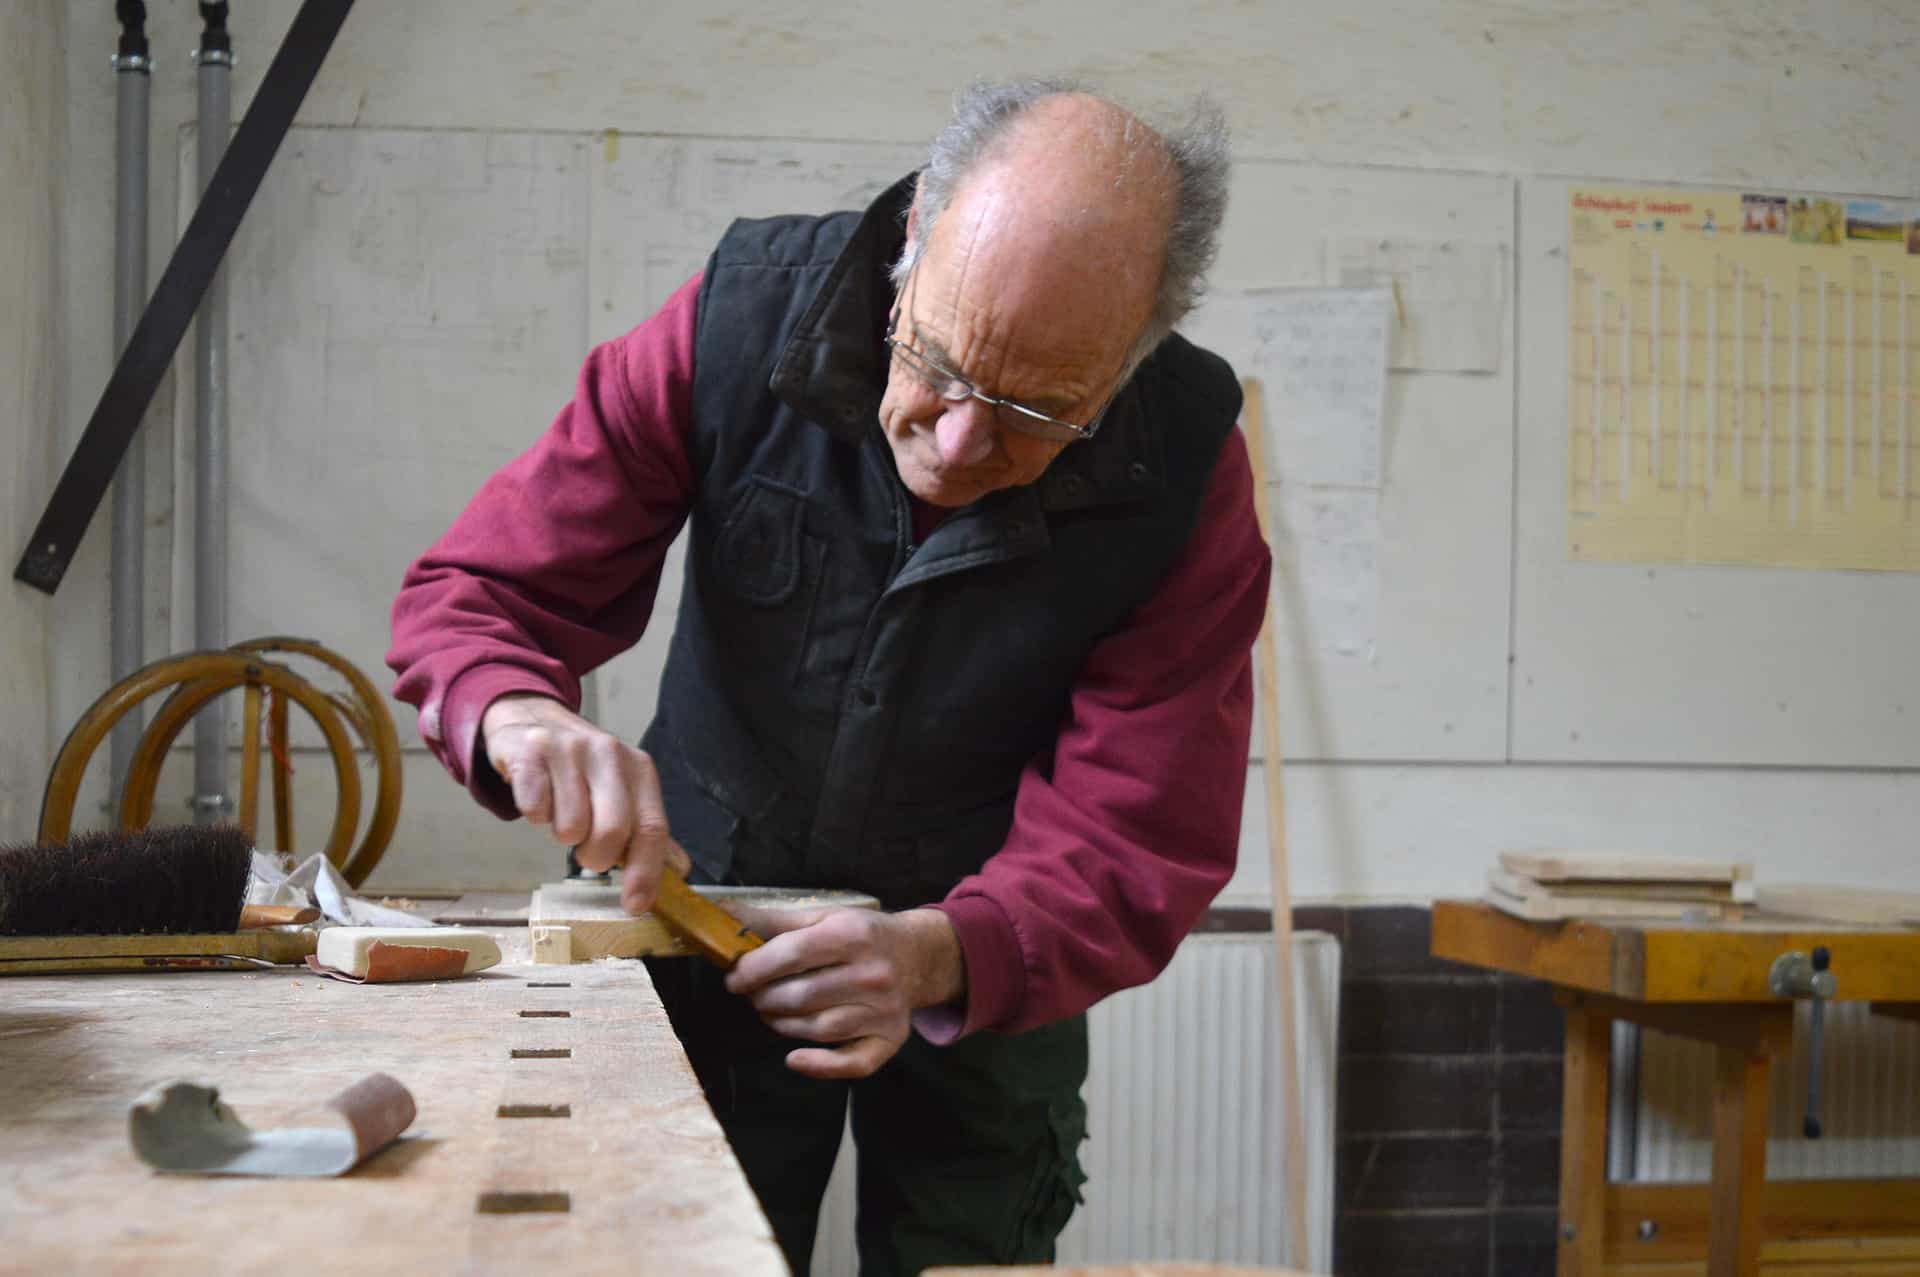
[904,184,921,244]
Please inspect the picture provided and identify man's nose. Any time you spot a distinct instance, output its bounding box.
[933,398,997,467]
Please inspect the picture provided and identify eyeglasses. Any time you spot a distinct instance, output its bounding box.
[883,269,1108,445]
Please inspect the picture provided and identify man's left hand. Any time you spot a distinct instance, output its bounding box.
[724,906,965,1079]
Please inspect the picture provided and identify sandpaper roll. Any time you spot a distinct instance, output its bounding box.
[129,1072,415,1177]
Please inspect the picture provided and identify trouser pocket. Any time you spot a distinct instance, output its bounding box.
[850,1013,1091,1275]
[1005,1093,1089,1260]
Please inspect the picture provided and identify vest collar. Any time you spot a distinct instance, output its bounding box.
[766,174,1165,515]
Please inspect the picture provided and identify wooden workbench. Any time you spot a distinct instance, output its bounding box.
[1433,900,1920,1277]
[0,935,786,1276]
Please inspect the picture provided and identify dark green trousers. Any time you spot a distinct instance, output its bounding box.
[647,957,1088,1277]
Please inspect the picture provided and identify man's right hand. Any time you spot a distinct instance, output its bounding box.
[480,693,688,915]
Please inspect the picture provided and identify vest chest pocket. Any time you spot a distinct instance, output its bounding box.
[713,477,812,606]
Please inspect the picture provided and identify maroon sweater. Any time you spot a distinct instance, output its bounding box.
[388,274,1272,1041]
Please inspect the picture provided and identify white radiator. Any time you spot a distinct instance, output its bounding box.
[1633,1001,1920,1180]
[811,930,1342,1275]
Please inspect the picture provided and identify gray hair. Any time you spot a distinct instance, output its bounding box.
[893,78,1232,378]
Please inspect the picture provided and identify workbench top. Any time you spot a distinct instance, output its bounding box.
[1432,898,1920,1002]
[0,940,786,1276]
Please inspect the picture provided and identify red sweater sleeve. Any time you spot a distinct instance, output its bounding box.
[386,274,702,815]
[921,428,1272,1040]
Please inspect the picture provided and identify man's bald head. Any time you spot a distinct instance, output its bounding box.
[946,93,1177,332]
[876,82,1230,508]
[896,80,1230,374]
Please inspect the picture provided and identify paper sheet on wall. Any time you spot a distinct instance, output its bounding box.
[1274,486,1383,662]
[1179,286,1390,662]
[1327,236,1505,373]
[1246,286,1392,488]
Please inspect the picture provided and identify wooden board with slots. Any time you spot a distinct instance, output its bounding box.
[0,941,786,1276]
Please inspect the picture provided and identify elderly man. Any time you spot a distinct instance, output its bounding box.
[389,80,1270,1274]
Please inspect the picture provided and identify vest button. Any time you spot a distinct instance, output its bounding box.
[855,687,879,708]
[1062,475,1085,494]
[1128,461,1151,482]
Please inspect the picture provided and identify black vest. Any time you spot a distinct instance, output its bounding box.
[641,176,1242,911]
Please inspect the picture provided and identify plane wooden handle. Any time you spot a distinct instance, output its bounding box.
[650,866,764,970]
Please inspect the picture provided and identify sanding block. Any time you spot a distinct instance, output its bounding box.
[306,926,501,983]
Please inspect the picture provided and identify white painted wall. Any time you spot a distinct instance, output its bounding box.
[35,0,1920,895]
[0,1,65,840]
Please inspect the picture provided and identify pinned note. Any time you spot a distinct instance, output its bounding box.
[1327,236,1506,373]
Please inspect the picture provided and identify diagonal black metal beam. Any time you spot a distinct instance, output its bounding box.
[16,0,356,595]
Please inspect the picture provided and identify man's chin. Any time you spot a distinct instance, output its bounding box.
[905,467,990,507]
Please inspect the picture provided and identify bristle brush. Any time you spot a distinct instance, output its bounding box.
[0,825,255,937]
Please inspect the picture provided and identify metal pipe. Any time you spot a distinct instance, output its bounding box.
[108,1,152,812]
[1607,1020,1642,1180]
[191,2,233,825]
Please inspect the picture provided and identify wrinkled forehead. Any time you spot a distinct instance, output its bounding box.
[910,171,1163,371]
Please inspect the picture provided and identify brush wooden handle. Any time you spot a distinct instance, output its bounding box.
[0,954,276,975]
[0,929,317,966]
[650,865,764,970]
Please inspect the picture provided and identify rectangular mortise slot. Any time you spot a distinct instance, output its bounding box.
[518,1010,571,1018]
[476,1191,570,1215]
[525,981,571,988]
[510,1048,571,1060]
[497,1103,571,1119]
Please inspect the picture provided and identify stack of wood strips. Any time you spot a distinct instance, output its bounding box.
[1752,882,1920,928]
[1486,851,1755,922]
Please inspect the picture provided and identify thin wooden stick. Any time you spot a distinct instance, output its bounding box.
[239,681,263,840]
[1239,377,1310,1268]
[269,689,294,853]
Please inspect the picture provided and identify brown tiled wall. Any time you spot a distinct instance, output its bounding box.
[1294,904,1564,1277]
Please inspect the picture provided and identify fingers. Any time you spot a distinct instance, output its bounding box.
[785,1039,897,1081]
[544,737,593,852]
[717,911,911,1078]
[477,696,678,880]
[616,751,674,910]
[483,696,565,826]
[570,745,633,875]
[721,906,913,1075]
[740,963,888,1020]
[725,902,832,943]
[619,835,689,916]
[619,855,651,915]
[498,749,553,825]
[763,1003,870,1043]
[725,909,863,995]
[614,835,704,917]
